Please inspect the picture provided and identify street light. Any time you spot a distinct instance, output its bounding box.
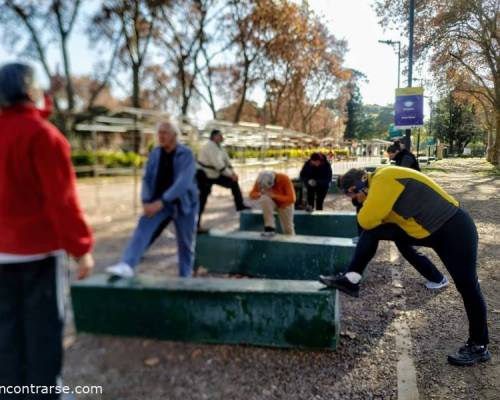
[378,40,401,88]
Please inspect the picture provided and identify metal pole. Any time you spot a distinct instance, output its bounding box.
[408,0,415,87]
[133,115,138,216]
[397,41,401,89]
[405,0,415,151]
[416,128,420,158]
[92,126,100,209]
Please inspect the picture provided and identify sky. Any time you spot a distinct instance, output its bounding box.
[309,0,405,105]
[0,0,425,120]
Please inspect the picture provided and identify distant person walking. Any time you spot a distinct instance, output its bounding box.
[0,62,95,398]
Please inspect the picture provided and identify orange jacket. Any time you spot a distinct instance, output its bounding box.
[250,173,296,208]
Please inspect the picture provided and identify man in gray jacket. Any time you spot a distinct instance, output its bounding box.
[196,129,249,232]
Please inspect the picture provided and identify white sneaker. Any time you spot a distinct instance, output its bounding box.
[426,275,449,289]
[105,262,134,278]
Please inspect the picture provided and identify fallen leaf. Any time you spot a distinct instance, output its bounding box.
[144,357,160,367]
[63,336,76,350]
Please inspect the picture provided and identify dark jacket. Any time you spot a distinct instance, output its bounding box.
[393,149,420,171]
[300,156,333,187]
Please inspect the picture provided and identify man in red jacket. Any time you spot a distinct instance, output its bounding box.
[0,63,95,398]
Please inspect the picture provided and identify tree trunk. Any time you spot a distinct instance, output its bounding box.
[491,111,500,165]
[449,139,454,155]
[181,98,189,116]
[234,84,247,123]
[61,36,75,112]
[486,128,495,162]
[234,62,250,123]
[132,65,141,108]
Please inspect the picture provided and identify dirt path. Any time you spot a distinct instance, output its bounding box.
[63,158,499,399]
[402,159,500,400]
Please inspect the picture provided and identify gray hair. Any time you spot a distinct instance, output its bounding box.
[257,171,276,190]
[0,63,35,107]
[157,120,180,136]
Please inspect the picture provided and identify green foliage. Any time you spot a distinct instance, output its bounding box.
[344,81,364,140]
[226,147,348,160]
[71,151,96,166]
[433,95,486,155]
[71,150,146,168]
[343,75,394,140]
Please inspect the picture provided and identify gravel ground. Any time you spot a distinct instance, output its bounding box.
[63,158,499,399]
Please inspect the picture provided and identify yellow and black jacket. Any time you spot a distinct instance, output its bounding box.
[358,166,459,239]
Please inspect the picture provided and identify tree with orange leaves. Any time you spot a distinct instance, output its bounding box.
[376,0,500,165]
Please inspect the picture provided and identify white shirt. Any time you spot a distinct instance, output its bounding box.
[197,140,234,179]
[0,251,64,264]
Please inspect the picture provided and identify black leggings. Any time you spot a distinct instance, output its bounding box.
[306,184,329,210]
[0,257,63,399]
[348,208,488,345]
[197,170,245,226]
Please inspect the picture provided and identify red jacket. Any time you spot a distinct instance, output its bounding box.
[0,104,94,258]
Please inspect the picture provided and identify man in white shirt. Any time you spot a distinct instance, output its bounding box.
[196,129,250,232]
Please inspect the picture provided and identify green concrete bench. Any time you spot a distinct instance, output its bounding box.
[71,274,339,350]
[239,210,358,238]
[195,230,355,279]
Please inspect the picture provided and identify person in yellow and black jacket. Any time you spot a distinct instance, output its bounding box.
[320,166,490,366]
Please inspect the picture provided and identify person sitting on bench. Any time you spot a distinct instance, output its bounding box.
[249,171,296,237]
[320,167,490,366]
[300,152,332,211]
[196,129,250,233]
[106,121,199,278]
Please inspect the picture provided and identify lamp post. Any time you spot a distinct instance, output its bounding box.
[378,40,401,88]
[405,0,416,150]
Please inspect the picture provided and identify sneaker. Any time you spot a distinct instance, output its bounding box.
[305,205,314,213]
[448,341,491,366]
[261,226,276,237]
[105,262,134,278]
[319,273,360,297]
[425,275,449,290]
[236,205,252,212]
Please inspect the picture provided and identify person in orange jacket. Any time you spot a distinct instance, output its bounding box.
[249,171,296,236]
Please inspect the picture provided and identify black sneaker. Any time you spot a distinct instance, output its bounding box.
[305,205,314,213]
[319,273,360,297]
[448,341,491,366]
[236,205,252,212]
[261,226,276,237]
[197,227,210,234]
